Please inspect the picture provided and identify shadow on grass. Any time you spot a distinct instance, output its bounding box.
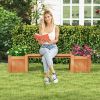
[29,64,43,72]
[91,67,100,72]
[0,60,8,63]
[29,63,69,72]
[55,67,69,71]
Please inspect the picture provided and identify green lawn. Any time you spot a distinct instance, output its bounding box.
[0,63,100,100]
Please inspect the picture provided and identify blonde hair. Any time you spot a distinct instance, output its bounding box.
[39,10,54,34]
[43,10,54,26]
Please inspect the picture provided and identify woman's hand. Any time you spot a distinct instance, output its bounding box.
[38,40,45,45]
[48,40,53,44]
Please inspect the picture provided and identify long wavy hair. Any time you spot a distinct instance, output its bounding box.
[39,10,54,34]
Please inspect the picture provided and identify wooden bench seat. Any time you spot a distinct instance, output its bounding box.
[25,54,71,58]
[25,53,72,72]
[24,54,91,72]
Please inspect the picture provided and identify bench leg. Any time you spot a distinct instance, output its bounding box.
[25,55,29,72]
[69,55,74,72]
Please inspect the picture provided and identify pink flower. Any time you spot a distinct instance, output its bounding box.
[71,44,92,56]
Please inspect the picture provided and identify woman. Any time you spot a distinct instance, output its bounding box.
[38,10,59,84]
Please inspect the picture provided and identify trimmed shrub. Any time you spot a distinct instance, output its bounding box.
[11,25,100,63]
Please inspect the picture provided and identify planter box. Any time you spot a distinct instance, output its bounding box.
[70,55,91,72]
[8,56,28,73]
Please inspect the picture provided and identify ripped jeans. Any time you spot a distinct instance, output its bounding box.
[39,44,58,73]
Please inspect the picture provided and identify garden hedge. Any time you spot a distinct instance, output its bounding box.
[11,25,100,63]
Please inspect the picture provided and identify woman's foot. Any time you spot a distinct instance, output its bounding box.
[44,77,51,84]
[52,73,58,83]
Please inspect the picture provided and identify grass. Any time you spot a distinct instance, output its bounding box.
[0,63,100,100]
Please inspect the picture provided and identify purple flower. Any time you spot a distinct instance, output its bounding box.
[71,44,92,56]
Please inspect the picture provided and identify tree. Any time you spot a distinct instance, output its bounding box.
[0,0,32,24]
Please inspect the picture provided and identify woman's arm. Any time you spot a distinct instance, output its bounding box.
[49,25,59,44]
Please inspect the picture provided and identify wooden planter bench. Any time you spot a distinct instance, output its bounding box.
[8,54,91,73]
[25,54,72,72]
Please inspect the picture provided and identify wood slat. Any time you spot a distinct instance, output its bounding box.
[26,54,71,58]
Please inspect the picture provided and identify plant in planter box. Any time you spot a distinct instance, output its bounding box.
[70,44,92,72]
[7,45,30,73]
[7,45,30,56]
[71,44,92,56]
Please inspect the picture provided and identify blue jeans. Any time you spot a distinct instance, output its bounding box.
[39,44,58,73]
